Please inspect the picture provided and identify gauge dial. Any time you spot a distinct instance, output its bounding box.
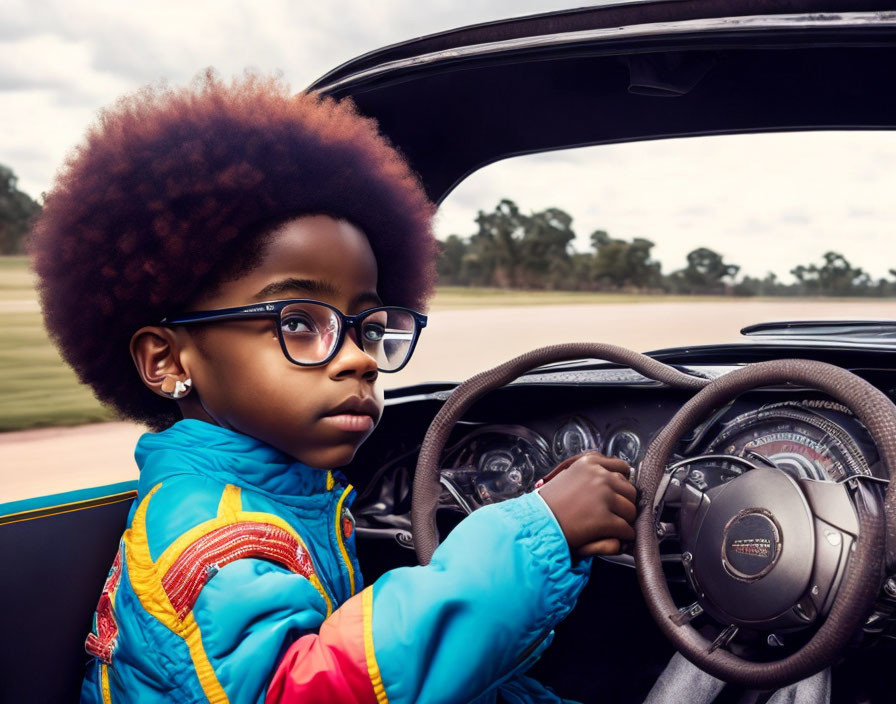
[706,406,870,482]
[552,416,601,462]
[606,430,642,465]
[442,425,553,506]
[475,448,532,503]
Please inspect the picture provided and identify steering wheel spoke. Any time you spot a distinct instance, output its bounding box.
[672,601,705,626]
[708,624,740,654]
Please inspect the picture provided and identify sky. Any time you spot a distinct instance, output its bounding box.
[2,0,894,281]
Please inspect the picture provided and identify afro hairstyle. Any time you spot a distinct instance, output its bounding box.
[31,71,437,431]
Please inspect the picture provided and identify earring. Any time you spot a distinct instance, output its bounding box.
[161,376,192,399]
[173,378,192,399]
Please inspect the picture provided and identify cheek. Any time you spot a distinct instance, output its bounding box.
[199,361,327,448]
[188,327,293,410]
[373,384,385,414]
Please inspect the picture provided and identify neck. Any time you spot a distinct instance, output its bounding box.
[177,394,224,427]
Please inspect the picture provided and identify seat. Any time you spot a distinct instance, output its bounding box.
[0,482,136,703]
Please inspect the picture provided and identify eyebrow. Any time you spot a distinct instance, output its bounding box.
[254,278,383,310]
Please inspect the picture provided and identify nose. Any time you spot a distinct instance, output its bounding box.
[328,328,378,381]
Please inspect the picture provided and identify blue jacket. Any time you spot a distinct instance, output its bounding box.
[81,419,589,703]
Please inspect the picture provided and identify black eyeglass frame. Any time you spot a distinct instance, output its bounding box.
[160,299,428,373]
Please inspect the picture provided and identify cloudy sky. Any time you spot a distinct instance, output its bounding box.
[2,0,894,281]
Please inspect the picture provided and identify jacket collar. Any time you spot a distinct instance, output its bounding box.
[135,419,336,500]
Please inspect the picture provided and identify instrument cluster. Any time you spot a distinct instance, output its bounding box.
[440,415,647,509]
[438,399,881,511]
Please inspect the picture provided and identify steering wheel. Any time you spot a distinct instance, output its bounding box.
[635,358,895,688]
[412,346,896,690]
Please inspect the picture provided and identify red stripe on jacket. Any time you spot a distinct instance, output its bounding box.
[161,522,314,619]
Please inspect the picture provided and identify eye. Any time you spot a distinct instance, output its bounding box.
[281,315,317,335]
[362,322,386,342]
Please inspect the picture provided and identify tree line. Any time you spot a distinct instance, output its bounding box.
[2,166,893,297]
[438,199,896,297]
[0,164,41,255]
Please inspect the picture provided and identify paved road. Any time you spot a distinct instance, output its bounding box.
[2,299,894,503]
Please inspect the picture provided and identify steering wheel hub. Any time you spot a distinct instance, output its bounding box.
[722,508,781,582]
[688,468,814,626]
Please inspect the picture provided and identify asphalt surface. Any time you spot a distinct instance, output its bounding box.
[2,299,894,503]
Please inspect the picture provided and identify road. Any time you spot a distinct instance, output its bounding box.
[2,299,894,503]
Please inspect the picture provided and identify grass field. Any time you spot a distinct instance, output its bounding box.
[0,257,116,430]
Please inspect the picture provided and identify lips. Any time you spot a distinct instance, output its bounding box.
[320,396,381,431]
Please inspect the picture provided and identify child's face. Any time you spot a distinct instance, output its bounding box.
[178,215,385,468]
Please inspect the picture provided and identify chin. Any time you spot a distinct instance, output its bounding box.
[297,443,361,470]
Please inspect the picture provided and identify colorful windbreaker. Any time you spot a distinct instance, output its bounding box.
[81,419,590,703]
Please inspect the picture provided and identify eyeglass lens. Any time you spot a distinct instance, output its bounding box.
[279,302,416,371]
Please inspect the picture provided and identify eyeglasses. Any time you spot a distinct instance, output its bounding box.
[161,299,427,372]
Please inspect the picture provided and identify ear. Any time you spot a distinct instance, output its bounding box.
[130,326,189,398]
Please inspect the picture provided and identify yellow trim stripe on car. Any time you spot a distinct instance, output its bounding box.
[0,491,136,527]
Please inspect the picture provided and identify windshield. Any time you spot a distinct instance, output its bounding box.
[436,131,896,294]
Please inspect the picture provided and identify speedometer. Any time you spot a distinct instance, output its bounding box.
[706,403,871,482]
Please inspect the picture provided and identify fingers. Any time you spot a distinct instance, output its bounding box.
[588,454,631,476]
[577,517,636,557]
[540,450,599,484]
[608,471,637,504]
[576,453,634,487]
[612,491,637,524]
[562,451,595,467]
[538,450,639,556]
[541,450,635,488]
[609,513,635,542]
[574,514,635,548]
[565,451,630,474]
[540,452,587,483]
[578,538,622,557]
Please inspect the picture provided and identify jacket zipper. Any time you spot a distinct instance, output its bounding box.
[333,484,357,596]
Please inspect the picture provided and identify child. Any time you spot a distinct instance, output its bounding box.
[32,72,637,704]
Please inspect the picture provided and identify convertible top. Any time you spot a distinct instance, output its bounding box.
[309,0,896,203]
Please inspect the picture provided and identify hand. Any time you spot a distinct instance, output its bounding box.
[536,451,637,558]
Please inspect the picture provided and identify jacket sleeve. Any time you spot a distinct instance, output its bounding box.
[265,490,590,704]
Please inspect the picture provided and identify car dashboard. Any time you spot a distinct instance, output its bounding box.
[348,361,890,538]
[438,394,880,510]
[342,356,896,702]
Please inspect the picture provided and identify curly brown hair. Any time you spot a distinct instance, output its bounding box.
[31,71,437,431]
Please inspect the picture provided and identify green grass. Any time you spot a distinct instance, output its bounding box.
[0,255,37,300]
[0,309,116,431]
[0,255,29,270]
[0,257,115,430]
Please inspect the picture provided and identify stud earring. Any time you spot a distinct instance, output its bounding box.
[173,378,192,399]
[161,376,192,399]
